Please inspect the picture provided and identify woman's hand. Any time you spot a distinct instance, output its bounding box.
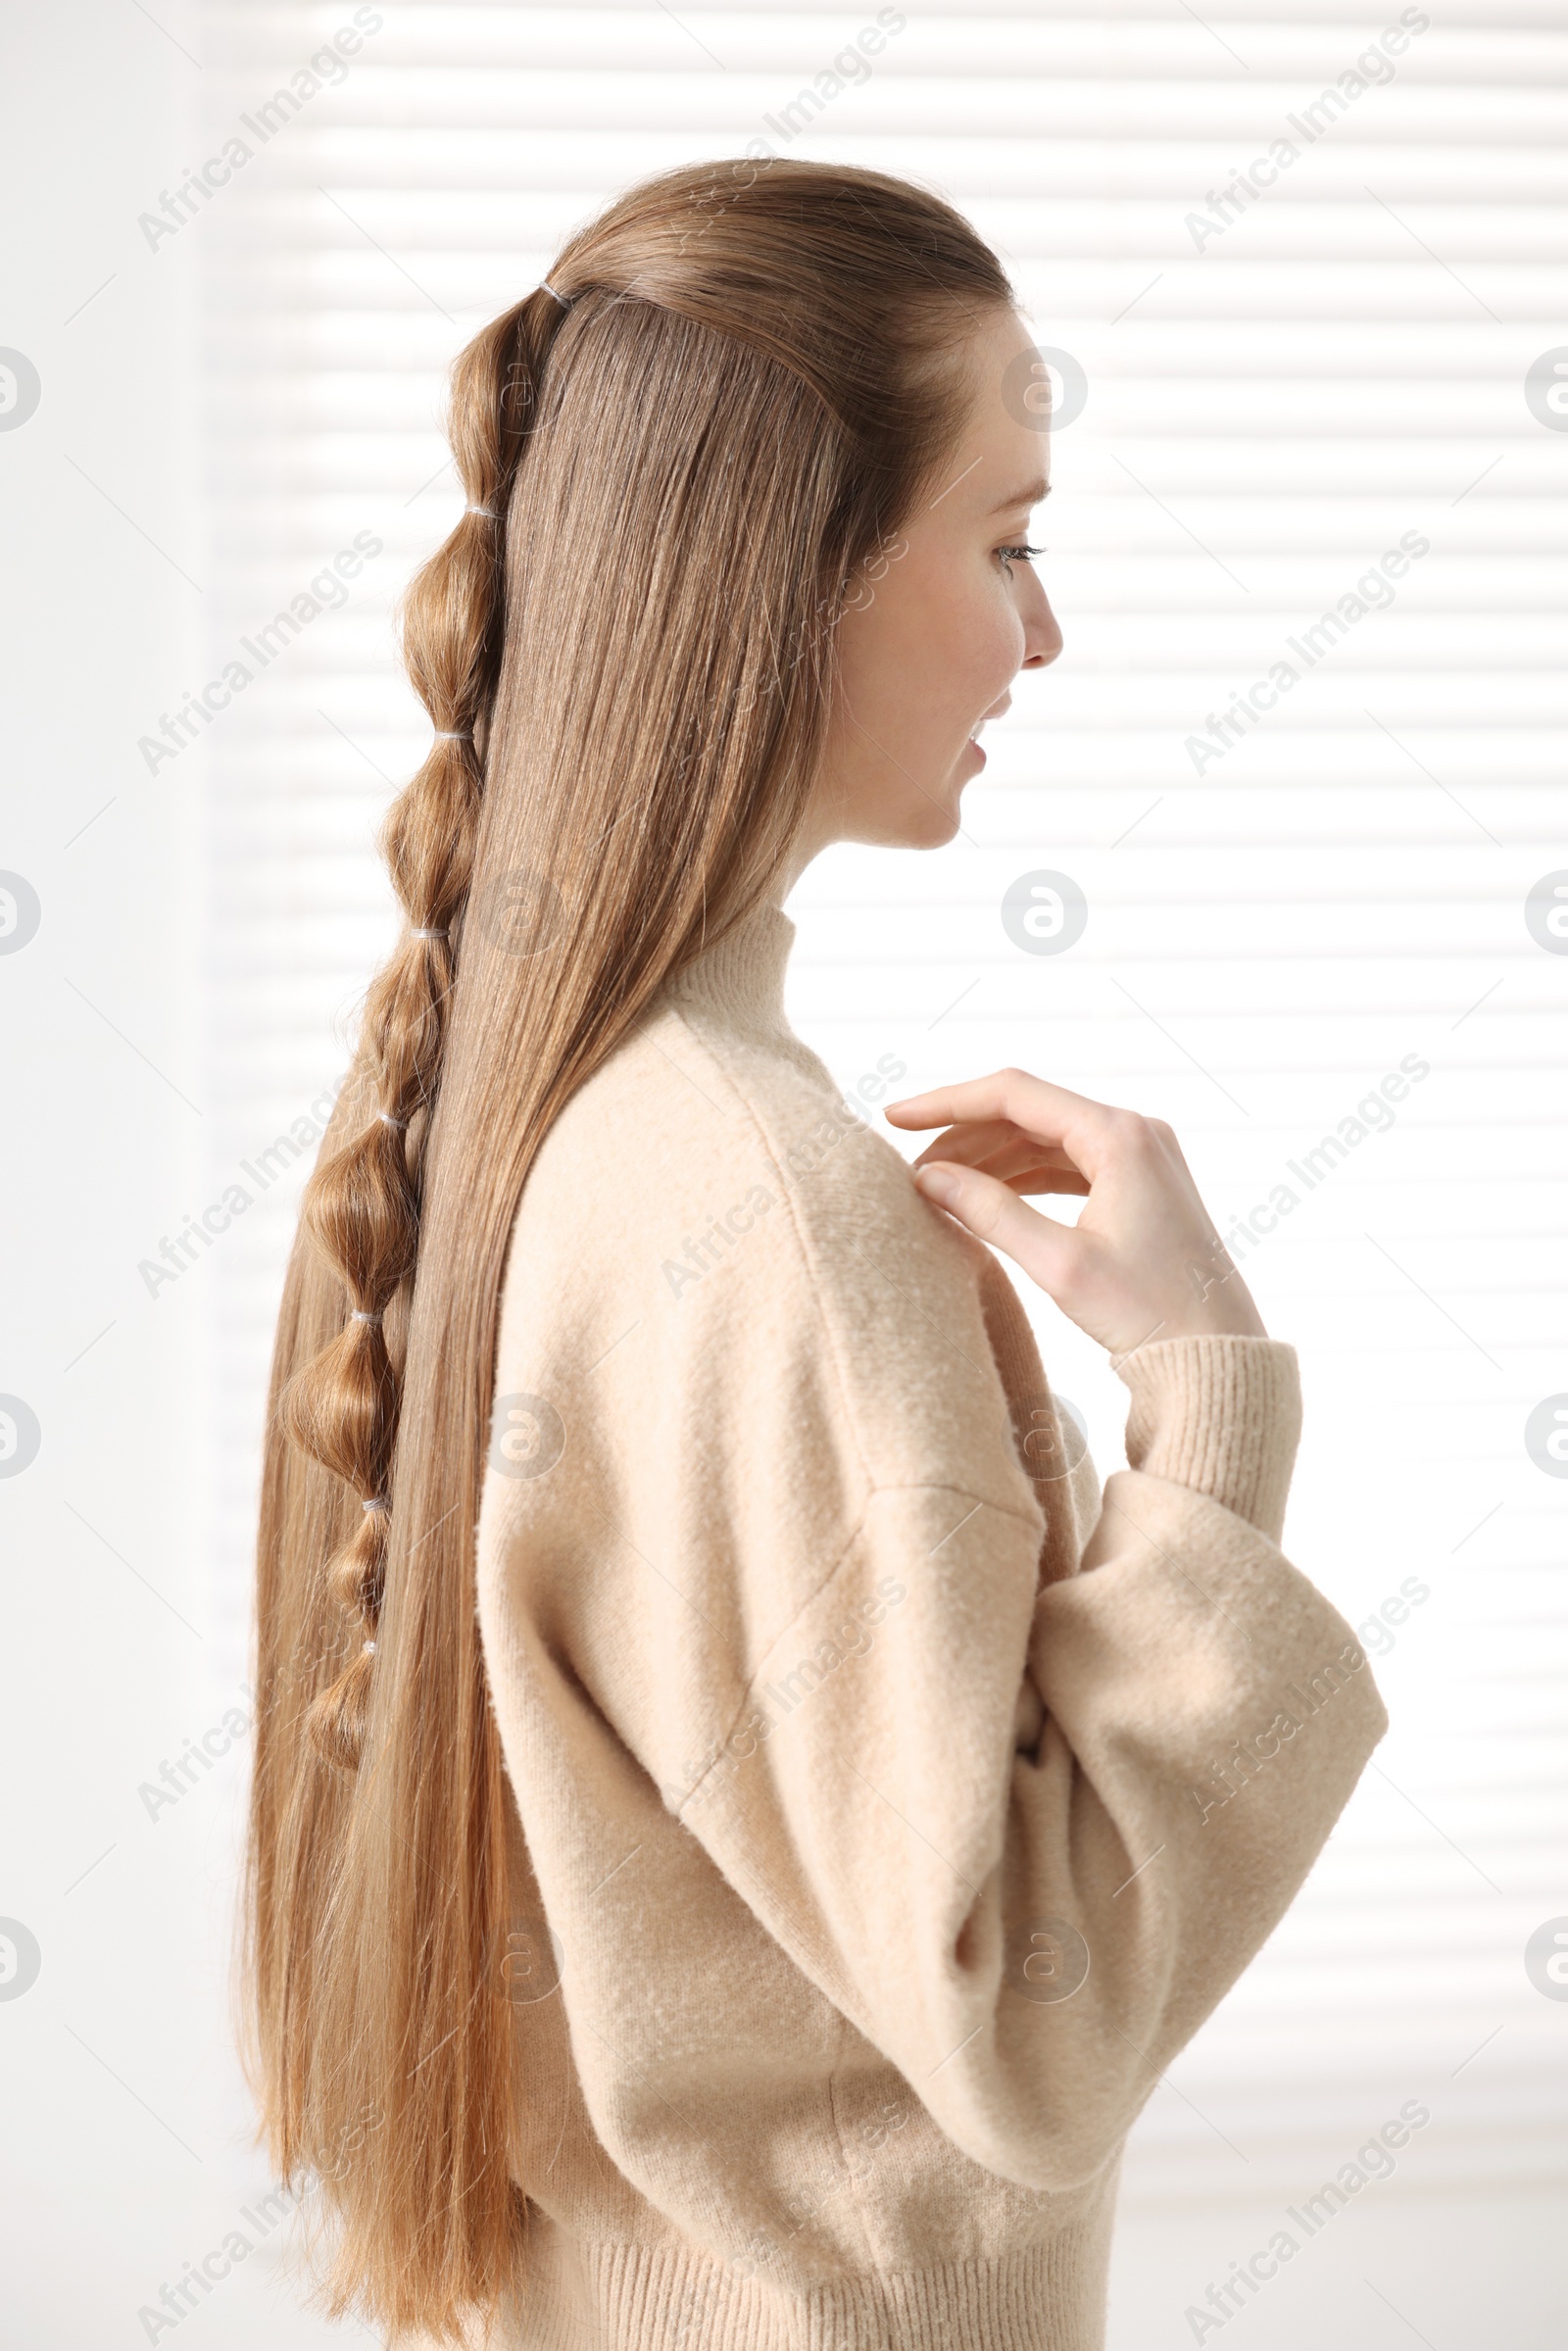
[884,1068,1266,1361]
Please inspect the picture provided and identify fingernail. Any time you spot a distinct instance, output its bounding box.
[914,1166,956,1204]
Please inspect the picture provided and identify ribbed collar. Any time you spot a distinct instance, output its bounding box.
[661,894,797,1040]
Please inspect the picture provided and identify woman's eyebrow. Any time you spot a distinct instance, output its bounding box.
[989,476,1051,514]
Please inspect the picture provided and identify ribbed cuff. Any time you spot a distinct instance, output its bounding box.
[480,2207,1119,2350]
[1115,1335,1302,1543]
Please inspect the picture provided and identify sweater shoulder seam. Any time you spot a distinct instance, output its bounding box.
[866,1478,1045,1533]
[656,1011,1038,1535]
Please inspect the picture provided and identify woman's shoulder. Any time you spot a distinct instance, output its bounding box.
[514,988,966,1274]
[496,995,1040,1516]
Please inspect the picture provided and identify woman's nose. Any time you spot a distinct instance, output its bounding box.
[1021,582,1063,671]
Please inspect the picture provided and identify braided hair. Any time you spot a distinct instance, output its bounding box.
[283,288,572,1775]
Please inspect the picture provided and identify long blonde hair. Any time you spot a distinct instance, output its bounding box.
[243,156,1012,2338]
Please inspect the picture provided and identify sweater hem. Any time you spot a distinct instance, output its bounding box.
[489,2208,1117,2350]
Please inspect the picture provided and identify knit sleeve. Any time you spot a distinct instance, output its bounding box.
[666,1341,1387,2196]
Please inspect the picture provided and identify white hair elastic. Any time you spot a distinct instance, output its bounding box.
[541,279,568,307]
[363,1639,377,1655]
[377,1109,407,1130]
[349,1308,381,1324]
[410,926,446,941]
[362,1495,389,1514]
[433,729,470,741]
[466,504,496,517]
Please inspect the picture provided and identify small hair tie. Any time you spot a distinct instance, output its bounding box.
[363,1638,377,1655]
[410,926,446,942]
[377,1109,407,1131]
[349,1308,381,1325]
[433,730,470,742]
[362,1495,389,1515]
[540,279,568,308]
[465,504,496,517]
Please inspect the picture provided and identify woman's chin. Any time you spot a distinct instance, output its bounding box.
[920,794,966,850]
[936,739,985,823]
[853,764,973,852]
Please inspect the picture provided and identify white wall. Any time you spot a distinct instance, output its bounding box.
[0,3,343,2342]
[3,3,1564,2347]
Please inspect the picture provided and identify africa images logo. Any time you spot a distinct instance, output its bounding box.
[0,349,42,431]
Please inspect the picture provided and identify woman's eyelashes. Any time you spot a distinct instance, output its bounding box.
[996,542,1046,577]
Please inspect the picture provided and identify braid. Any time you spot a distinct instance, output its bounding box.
[281,285,571,1773]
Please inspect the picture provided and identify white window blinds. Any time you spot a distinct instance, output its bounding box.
[198,0,1568,2216]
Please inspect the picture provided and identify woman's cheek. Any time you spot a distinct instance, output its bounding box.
[963,582,1024,704]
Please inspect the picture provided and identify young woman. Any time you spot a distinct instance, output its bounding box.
[244,158,1387,2350]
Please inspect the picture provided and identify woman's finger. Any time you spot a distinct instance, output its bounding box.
[1004,1166,1092,1197]
[907,1121,1086,1182]
[910,1158,1083,1296]
[956,1144,1080,1186]
[903,1115,1078,1159]
[920,1138,1090,1194]
[886,1070,1127,1183]
[887,1070,1092,1132]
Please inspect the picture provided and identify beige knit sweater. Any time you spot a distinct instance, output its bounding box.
[472,893,1388,2351]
